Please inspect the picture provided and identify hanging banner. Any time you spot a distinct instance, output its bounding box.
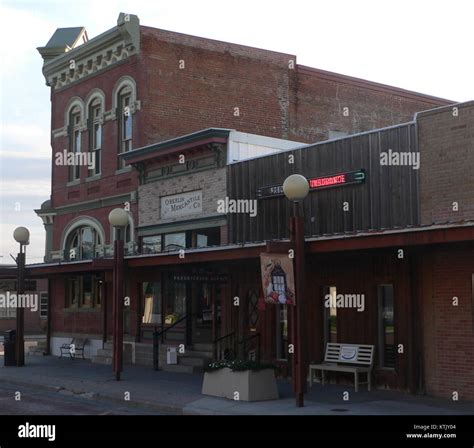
[260,253,296,305]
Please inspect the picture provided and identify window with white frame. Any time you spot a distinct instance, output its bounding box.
[118,87,133,168]
[69,107,82,181]
[88,98,102,177]
[66,225,103,260]
[39,292,48,319]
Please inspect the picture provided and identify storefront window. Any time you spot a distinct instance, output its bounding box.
[82,274,93,307]
[275,304,288,359]
[170,281,187,318]
[140,228,221,254]
[378,284,395,368]
[142,282,161,324]
[66,275,101,309]
[164,233,186,251]
[195,227,220,248]
[67,276,80,308]
[142,235,162,254]
[324,286,338,345]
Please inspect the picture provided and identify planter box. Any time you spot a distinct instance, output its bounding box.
[202,367,278,401]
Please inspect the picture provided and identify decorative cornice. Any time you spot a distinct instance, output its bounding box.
[39,13,140,90]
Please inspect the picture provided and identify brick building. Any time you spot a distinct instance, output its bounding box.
[0,268,48,335]
[25,13,474,401]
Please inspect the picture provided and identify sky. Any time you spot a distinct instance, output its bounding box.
[0,0,473,264]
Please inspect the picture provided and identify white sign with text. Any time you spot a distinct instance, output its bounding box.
[161,190,202,219]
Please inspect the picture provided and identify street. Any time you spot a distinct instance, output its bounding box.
[0,383,166,415]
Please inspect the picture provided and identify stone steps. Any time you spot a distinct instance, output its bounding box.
[92,355,113,365]
[91,341,215,373]
[92,342,113,365]
[27,340,47,356]
[160,364,195,374]
[179,355,211,367]
[96,348,113,357]
[193,343,213,352]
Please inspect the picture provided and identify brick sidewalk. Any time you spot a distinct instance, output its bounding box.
[1,355,472,415]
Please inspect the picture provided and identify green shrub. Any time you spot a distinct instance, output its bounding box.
[204,359,277,373]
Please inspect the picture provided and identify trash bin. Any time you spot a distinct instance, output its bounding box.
[4,330,16,366]
[166,346,177,365]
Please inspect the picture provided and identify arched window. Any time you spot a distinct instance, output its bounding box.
[87,97,103,176]
[118,86,133,168]
[68,105,82,181]
[65,225,103,260]
[113,76,138,170]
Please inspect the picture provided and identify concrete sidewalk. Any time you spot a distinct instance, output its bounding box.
[0,355,472,415]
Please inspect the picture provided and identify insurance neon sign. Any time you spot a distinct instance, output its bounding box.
[256,169,365,199]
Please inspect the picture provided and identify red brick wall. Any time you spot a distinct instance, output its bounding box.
[293,66,449,142]
[138,27,295,142]
[422,245,474,400]
[139,27,451,145]
[419,101,474,225]
[50,277,103,335]
[0,279,48,335]
[51,58,143,210]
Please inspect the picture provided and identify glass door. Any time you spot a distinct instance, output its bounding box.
[192,282,213,344]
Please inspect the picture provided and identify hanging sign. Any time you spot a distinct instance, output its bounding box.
[260,253,296,306]
[256,169,366,199]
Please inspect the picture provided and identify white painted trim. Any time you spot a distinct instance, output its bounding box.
[60,216,106,255]
[112,75,138,111]
[85,88,106,119]
[64,96,85,128]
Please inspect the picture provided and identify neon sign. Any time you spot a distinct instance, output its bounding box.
[256,169,365,199]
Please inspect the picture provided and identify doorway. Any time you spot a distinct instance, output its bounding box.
[191,282,213,344]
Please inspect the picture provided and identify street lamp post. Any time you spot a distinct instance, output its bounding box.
[13,226,30,367]
[283,174,309,407]
[108,208,129,381]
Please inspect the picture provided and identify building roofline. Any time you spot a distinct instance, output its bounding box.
[414,99,474,119]
[140,25,296,61]
[121,128,232,163]
[297,65,455,105]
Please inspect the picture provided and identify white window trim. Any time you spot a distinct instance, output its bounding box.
[61,217,106,259]
[64,96,85,128]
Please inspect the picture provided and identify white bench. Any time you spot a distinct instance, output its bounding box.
[309,343,374,392]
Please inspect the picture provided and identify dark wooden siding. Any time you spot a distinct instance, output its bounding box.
[228,123,419,243]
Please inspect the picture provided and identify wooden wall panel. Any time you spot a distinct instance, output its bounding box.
[228,123,419,243]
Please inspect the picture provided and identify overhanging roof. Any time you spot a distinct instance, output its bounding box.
[23,222,474,276]
[121,128,232,165]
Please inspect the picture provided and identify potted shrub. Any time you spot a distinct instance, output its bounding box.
[202,360,279,401]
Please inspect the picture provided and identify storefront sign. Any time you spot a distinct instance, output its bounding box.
[260,253,295,305]
[161,190,202,219]
[173,274,228,283]
[256,169,366,199]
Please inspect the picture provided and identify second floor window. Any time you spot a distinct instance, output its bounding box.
[88,100,102,177]
[66,225,102,260]
[118,88,133,169]
[68,108,81,181]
